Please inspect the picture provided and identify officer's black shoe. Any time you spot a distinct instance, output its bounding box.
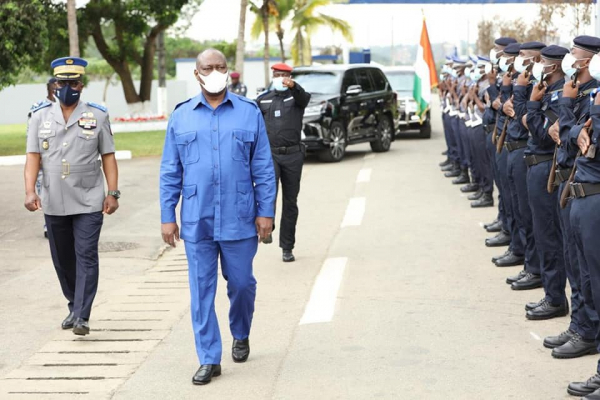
[232,338,250,363]
[485,220,503,233]
[511,272,542,290]
[583,388,600,400]
[441,163,456,172]
[494,252,524,267]
[439,158,451,167]
[526,298,568,320]
[506,269,526,285]
[492,250,511,264]
[485,231,511,247]
[525,297,545,311]
[543,329,576,350]
[483,219,498,229]
[567,373,600,397]
[471,192,494,208]
[444,168,461,178]
[552,333,597,359]
[44,230,48,239]
[72,318,90,336]
[192,364,221,385]
[442,150,448,156]
[460,183,479,193]
[282,250,295,262]
[468,189,483,200]
[61,312,76,329]
[451,170,469,185]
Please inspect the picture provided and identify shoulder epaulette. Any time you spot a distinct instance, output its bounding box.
[87,102,107,112]
[30,101,51,114]
[174,98,192,111]
[256,90,271,101]
[237,95,259,109]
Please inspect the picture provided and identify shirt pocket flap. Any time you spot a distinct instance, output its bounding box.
[233,130,255,143]
[175,131,197,145]
[38,129,56,139]
[236,181,253,194]
[77,129,97,140]
[182,184,197,199]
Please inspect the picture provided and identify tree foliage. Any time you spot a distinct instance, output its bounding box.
[164,38,236,76]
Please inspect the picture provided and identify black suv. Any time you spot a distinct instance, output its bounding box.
[292,64,397,162]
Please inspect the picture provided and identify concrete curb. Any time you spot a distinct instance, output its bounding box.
[0,150,133,166]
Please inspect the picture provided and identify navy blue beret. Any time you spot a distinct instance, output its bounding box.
[573,35,600,54]
[541,45,569,60]
[503,43,521,56]
[520,41,546,51]
[452,56,467,65]
[495,37,517,46]
[478,56,490,62]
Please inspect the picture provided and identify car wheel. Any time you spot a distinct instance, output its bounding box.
[370,115,393,153]
[419,119,431,139]
[318,122,347,162]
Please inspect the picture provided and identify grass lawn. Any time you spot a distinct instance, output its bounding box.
[0,125,165,157]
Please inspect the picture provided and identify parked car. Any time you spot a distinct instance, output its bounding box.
[382,66,431,139]
[291,64,397,162]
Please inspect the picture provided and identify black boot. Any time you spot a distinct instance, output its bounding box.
[551,333,598,359]
[441,163,456,172]
[485,231,511,247]
[442,150,448,156]
[485,220,503,233]
[444,164,461,177]
[494,251,524,267]
[452,169,470,184]
[439,158,451,167]
[511,272,542,290]
[468,189,483,200]
[471,192,494,208]
[506,269,526,285]
[483,219,498,229]
[526,298,569,320]
[460,183,479,193]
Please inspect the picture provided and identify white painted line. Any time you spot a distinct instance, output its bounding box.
[115,150,132,160]
[363,153,375,160]
[530,332,541,341]
[299,257,348,325]
[341,197,366,227]
[478,222,484,228]
[356,168,372,183]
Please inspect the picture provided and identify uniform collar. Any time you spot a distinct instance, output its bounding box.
[547,79,564,92]
[51,100,86,127]
[193,90,235,110]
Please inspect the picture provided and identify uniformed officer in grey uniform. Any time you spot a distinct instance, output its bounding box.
[24,57,120,336]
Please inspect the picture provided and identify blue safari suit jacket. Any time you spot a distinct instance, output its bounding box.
[160,90,276,242]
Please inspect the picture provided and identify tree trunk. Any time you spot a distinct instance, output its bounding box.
[139,30,160,104]
[67,0,79,57]
[157,31,167,116]
[235,0,248,78]
[297,31,304,66]
[277,26,285,62]
[262,1,270,87]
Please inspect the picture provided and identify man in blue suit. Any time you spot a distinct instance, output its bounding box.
[159,49,276,385]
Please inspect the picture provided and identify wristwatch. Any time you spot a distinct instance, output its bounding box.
[108,190,121,199]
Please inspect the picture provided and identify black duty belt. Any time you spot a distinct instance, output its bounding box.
[505,140,528,152]
[524,154,553,167]
[555,168,572,183]
[570,182,600,198]
[271,144,302,155]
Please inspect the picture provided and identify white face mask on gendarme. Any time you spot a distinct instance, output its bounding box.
[199,70,229,94]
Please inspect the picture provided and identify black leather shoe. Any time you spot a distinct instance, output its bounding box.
[492,250,511,264]
[583,388,600,400]
[471,192,494,208]
[460,183,479,193]
[442,150,448,156]
[511,272,542,290]
[494,252,524,267]
[468,189,483,200]
[543,329,576,349]
[525,297,545,311]
[506,269,526,284]
[232,338,250,363]
[62,312,76,330]
[526,298,568,320]
[444,168,461,178]
[568,373,600,396]
[483,219,498,229]
[439,158,451,167]
[441,163,456,172]
[552,333,597,358]
[283,250,295,262]
[452,171,469,184]
[485,220,502,233]
[72,318,90,336]
[192,364,221,385]
[485,231,511,247]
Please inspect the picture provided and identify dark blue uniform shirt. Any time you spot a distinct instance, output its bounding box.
[526,79,564,155]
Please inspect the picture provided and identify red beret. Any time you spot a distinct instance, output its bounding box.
[271,63,293,72]
[230,71,240,78]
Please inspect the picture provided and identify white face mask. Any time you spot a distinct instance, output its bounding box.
[464,67,472,79]
[490,49,502,64]
[198,70,229,94]
[471,69,482,82]
[532,62,556,82]
[498,56,513,72]
[561,53,578,80]
[589,54,600,81]
[514,56,532,74]
[272,77,286,91]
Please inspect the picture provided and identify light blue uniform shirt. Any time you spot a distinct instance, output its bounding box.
[160,91,276,242]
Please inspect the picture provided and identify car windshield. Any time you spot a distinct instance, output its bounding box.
[385,72,414,92]
[292,71,340,94]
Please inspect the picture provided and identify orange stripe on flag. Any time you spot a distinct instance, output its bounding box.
[420,19,438,89]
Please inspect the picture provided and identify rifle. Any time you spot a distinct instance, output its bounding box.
[559,150,580,209]
[496,117,510,153]
[492,120,498,145]
[547,146,558,193]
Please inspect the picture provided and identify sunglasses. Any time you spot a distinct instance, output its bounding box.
[56,80,82,88]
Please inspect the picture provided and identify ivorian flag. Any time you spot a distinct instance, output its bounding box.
[413,17,438,122]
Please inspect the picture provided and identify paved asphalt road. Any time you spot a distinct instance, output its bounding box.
[0,100,594,399]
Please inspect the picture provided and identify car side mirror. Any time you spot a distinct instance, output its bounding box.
[346,85,362,96]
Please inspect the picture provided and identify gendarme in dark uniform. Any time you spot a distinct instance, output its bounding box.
[257,63,311,262]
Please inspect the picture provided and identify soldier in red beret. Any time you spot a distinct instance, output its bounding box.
[228,71,247,97]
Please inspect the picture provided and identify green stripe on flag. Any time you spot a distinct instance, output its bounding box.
[413,74,429,124]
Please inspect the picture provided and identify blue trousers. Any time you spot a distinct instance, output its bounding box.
[451,116,464,167]
[441,113,451,156]
[184,236,258,365]
[457,118,471,169]
[560,183,598,340]
[527,161,565,305]
[443,114,459,163]
[44,212,103,320]
[496,147,524,255]
[570,194,600,363]
[487,131,505,224]
[470,125,494,192]
[507,148,540,274]
[467,126,480,185]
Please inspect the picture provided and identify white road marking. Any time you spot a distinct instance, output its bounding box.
[341,197,366,227]
[356,168,372,183]
[530,332,541,341]
[363,153,375,160]
[299,257,348,325]
[478,222,484,228]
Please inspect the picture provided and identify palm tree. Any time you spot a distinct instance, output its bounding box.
[67,0,79,56]
[235,0,249,78]
[250,0,295,62]
[250,0,279,87]
[291,0,352,66]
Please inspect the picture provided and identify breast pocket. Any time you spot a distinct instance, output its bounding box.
[77,130,100,153]
[232,130,255,163]
[175,131,199,164]
[38,129,57,151]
